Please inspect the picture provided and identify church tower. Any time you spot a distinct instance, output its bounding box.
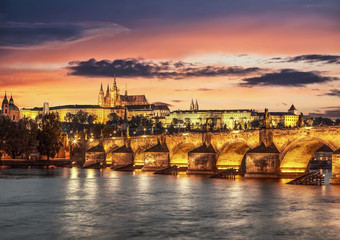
[288,104,298,115]
[9,94,14,105]
[1,91,9,116]
[110,75,121,107]
[195,99,199,111]
[98,83,104,106]
[190,99,194,111]
[105,84,111,107]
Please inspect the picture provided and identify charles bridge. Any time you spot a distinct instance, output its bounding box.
[84,126,340,182]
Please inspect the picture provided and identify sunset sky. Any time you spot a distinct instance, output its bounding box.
[1,0,340,118]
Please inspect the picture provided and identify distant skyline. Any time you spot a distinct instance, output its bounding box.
[1,0,339,118]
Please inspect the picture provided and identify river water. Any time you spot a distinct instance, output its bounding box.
[0,168,340,240]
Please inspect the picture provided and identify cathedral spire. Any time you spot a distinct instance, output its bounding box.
[190,99,194,111]
[113,74,117,90]
[100,83,103,92]
[195,99,199,111]
[125,83,127,97]
[106,84,110,93]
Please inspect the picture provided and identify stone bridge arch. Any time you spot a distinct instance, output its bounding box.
[104,144,120,165]
[216,140,250,170]
[280,137,337,173]
[170,142,196,167]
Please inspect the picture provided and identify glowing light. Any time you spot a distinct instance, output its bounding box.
[281,168,306,173]
[73,139,77,144]
[233,130,240,133]
[183,133,189,136]
[304,127,312,130]
[90,138,94,142]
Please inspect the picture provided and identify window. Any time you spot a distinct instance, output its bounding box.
[5,109,7,113]
[13,115,15,120]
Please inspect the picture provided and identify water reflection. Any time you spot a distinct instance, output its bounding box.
[1,168,340,240]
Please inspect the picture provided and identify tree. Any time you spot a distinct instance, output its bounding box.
[334,119,340,125]
[37,113,64,161]
[87,114,97,124]
[6,118,38,159]
[64,112,74,122]
[128,115,152,129]
[107,112,122,125]
[102,125,114,138]
[0,116,12,160]
[250,119,261,129]
[313,117,334,126]
[74,110,88,124]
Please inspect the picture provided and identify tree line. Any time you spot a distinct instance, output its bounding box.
[0,113,63,160]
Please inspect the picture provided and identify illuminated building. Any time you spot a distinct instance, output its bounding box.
[1,92,20,122]
[165,101,255,130]
[98,76,148,107]
[309,144,333,169]
[257,105,300,128]
[20,77,170,123]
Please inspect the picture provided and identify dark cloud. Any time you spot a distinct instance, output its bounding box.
[171,100,185,103]
[324,89,340,97]
[310,107,340,119]
[151,102,173,107]
[240,69,338,87]
[67,58,261,79]
[176,88,216,92]
[2,1,339,28]
[0,21,126,48]
[270,54,340,64]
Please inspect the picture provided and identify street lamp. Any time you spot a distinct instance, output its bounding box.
[144,127,146,135]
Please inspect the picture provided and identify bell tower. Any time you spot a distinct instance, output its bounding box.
[98,83,104,106]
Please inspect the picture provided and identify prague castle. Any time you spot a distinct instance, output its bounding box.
[20,78,170,123]
[98,76,148,107]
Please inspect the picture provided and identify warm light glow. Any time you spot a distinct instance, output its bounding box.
[90,138,94,142]
[233,130,240,133]
[183,133,189,136]
[281,168,306,173]
[217,167,239,170]
[73,139,77,144]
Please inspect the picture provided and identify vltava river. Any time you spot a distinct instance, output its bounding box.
[1,168,340,240]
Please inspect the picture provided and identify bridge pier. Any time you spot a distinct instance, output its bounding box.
[244,142,280,178]
[330,149,340,184]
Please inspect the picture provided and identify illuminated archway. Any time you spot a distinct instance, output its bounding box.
[105,144,119,165]
[171,143,196,167]
[280,138,336,173]
[134,147,148,166]
[216,141,250,170]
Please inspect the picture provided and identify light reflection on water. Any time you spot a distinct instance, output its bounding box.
[0,168,340,240]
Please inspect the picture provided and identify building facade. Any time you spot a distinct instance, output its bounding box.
[21,78,170,123]
[1,92,20,122]
[98,76,148,107]
[165,107,255,130]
